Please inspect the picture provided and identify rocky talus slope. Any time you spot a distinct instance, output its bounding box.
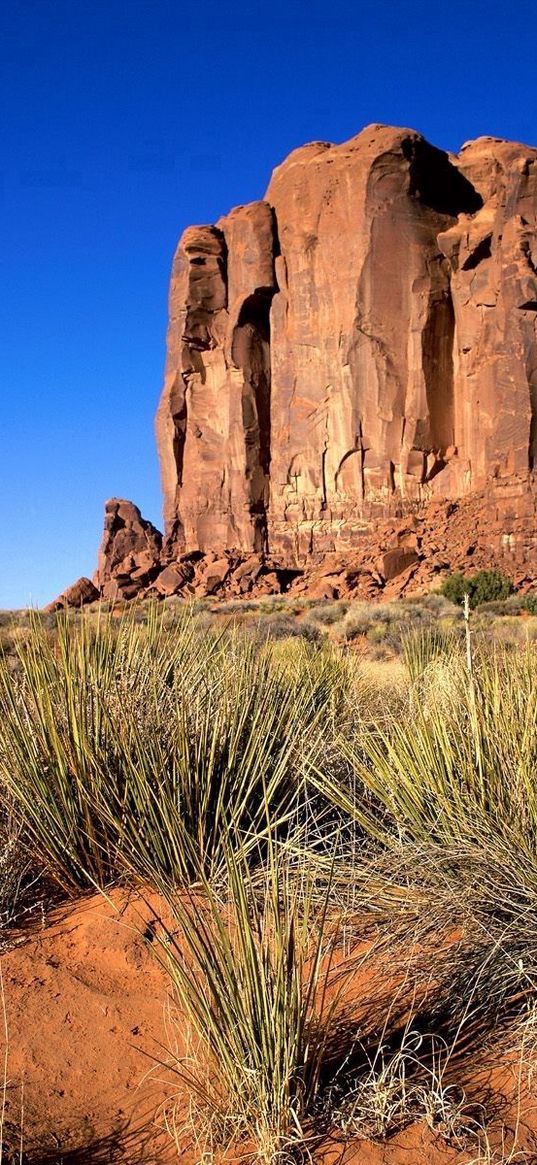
[50,124,537,607]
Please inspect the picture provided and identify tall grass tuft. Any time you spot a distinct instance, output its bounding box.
[104,631,328,887]
[155,838,344,1164]
[311,645,537,856]
[401,625,461,682]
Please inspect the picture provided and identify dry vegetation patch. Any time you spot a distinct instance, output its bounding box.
[0,603,537,1163]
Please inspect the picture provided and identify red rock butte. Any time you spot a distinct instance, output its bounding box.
[50,124,537,607]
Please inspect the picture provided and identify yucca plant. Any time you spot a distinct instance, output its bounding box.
[311,646,537,857]
[0,608,338,892]
[154,838,345,1164]
[0,606,219,891]
[305,641,537,1004]
[401,626,461,683]
[105,632,327,886]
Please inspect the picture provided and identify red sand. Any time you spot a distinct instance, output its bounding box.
[2,890,537,1164]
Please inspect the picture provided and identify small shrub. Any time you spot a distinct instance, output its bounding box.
[475,614,537,649]
[308,601,349,626]
[522,592,537,616]
[439,572,469,607]
[440,570,513,609]
[343,602,435,655]
[472,597,523,616]
[410,592,460,615]
[367,623,387,645]
[471,570,513,607]
[259,613,321,643]
[342,603,376,642]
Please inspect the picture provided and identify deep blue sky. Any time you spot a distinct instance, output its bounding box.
[2,0,536,607]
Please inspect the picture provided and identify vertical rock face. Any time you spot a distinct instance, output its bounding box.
[155,124,537,568]
[438,137,537,489]
[264,125,480,560]
[155,203,278,558]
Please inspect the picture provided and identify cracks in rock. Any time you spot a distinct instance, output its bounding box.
[231,287,275,552]
[353,319,385,350]
[167,373,188,490]
[421,287,456,457]
[521,238,537,278]
[529,382,537,472]
[461,233,493,270]
[269,204,282,263]
[320,444,328,512]
[304,232,318,258]
[527,316,537,471]
[181,227,228,354]
[320,395,330,513]
[287,376,297,436]
[334,427,366,500]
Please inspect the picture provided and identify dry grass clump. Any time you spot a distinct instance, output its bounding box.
[326,1029,477,1145]
[311,637,537,856]
[156,840,347,1165]
[0,815,46,937]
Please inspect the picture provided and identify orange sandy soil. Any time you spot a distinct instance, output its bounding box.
[2,890,179,1163]
[2,890,537,1165]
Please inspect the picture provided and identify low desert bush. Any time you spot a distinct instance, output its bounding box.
[406,592,460,616]
[476,614,537,649]
[471,594,525,617]
[342,600,436,655]
[307,601,350,626]
[440,570,514,609]
[256,612,321,643]
[522,592,537,616]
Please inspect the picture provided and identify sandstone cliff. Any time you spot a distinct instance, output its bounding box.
[53,124,537,607]
[155,123,537,577]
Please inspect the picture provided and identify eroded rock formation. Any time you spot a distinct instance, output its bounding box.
[45,576,100,612]
[94,498,162,600]
[50,124,537,608]
[155,201,278,558]
[154,124,537,575]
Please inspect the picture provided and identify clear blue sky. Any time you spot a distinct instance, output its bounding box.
[2,0,536,607]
